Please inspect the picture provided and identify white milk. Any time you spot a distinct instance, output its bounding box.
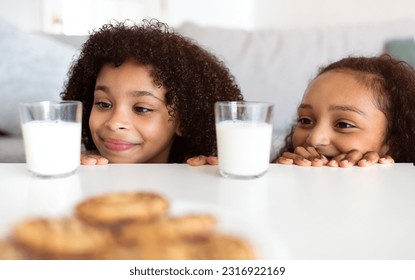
[216,120,272,177]
[22,121,81,177]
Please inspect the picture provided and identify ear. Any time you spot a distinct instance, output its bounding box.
[175,122,183,136]
[379,143,389,157]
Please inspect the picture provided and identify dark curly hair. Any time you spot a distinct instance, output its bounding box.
[60,19,243,163]
[277,55,415,163]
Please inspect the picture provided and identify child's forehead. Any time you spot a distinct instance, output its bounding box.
[318,69,381,88]
[303,71,382,109]
[309,69,383,94]
[308,71,367,93]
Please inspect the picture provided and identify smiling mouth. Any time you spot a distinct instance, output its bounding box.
[103,139,137,152]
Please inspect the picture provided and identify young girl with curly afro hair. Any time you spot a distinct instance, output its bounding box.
[60,19,243,165]
[275,55,415,167]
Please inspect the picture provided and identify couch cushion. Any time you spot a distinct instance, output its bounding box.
[0,136,25,162]
[0,19,77,135]
[177,21,415,135]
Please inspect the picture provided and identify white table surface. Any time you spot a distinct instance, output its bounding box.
[0,163,414,260]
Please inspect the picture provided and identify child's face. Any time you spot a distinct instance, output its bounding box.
[292,71,389,158]
[89,60,179,163]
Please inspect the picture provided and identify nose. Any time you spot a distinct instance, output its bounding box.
[105,107,130,131]
[305,124,330,147]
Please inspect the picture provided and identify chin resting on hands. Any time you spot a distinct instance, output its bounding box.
[80,153,109,165]
[186,155,218,166]
[276,148,394,167]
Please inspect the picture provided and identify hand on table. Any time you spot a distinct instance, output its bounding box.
[81,153,109,165]
[276,146,328,167]
[325,150,394,167]
[276,147,394,167]
[186,155,218,166]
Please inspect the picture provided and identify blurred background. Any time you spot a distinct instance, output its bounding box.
[1,0,415,163]
[1,0,415,34]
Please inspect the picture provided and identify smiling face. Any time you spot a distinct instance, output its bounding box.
[89,59,179,163]
[292,70,389,159]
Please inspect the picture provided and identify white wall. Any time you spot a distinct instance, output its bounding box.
[59,0,163,35]
[0,0,42,31]
[254,0,415,29]
[1,0,415,32]
[165,0,255,29]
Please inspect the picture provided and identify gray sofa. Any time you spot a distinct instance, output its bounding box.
[2,18,415,162]
[0,19,84,162]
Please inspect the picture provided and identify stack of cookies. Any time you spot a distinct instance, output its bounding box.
[2,192,255,260]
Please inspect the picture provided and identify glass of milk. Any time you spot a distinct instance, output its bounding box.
[215,101,273,179]
[19,101,82,178]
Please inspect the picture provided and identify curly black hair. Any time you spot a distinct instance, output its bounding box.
[60,19,243,163]
[277,55,415,163]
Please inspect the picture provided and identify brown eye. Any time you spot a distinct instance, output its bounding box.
[297,117,313,125]
[94,101,112,109]
[336,122,355,129]
[133,106,153,114]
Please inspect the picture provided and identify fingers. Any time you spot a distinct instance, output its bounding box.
[206,156,219,165]
[310,157,328,166]
[186,155,218,166]
[81,154,109,165]
[279,152,311,166]
[328,150,363,167]
[357,151,380,167]
[378,155,394,164]
[276,146,328,167]
[305,146,321,159]
[293,146,318,160]
[278,152,317,166]
[275,156,294,165]
[95,156,109,165]
[295,147,329,166]
[327,151,394,168]
[186,155,208,166]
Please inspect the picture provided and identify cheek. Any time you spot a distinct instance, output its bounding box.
[88,110,101,133]
[292,129,306,147]
[137,118,176,140]
[332,134,380,154]
[358,133,386,153]
[334,138,358,153]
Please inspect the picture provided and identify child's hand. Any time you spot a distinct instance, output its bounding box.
[81,153,109,165]
[186,155,218,166]
[276,146,328,167]
[276,147,394,167]
[326,150,394,167]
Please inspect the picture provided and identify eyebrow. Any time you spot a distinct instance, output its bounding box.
[329,105,366,117]
[298,103,367,117]
[95,85,165,103]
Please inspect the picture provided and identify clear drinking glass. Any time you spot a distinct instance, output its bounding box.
[19,101,82,178]
[215,101,274,179]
